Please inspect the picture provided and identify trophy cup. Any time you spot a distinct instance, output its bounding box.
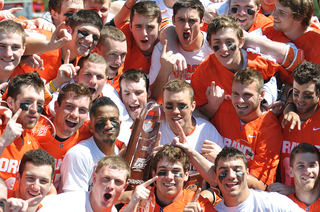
[124,100,161,190]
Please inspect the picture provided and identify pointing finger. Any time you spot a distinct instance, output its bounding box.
[155,132,161,147]
[142,176,158,187]
[192,187,201,202]
[64,49,70,64]
[161,39,168,56]
[11,109,22,123]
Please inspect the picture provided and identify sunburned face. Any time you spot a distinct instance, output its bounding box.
[214,158,249,202]
[153,157,188,205]
[7,85,45,130]
[272,2,295,33]
[51,0,84,27]
[210,28,244,72]
[84,0,110,25]
[17,162,52,207]
[229,0,258,31]
[290,152,320,193]
[130,14,160,56]
[293,80,319,120]
[90,166,128,211]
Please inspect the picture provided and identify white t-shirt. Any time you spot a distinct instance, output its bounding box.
[60,136,120,193]
[149,31,213,84]
[214,189,305,212]
[38,190,117,212]
[160,116,224,153]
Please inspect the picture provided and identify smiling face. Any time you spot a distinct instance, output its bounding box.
[210,27,244,72]
[84,0,110,25]
[272,2,295,33]
[7,85,44,130]
[173,8,204,51]
[54,92,90,139]
[16,162,52,207]
[68,23,100,58]
[231,81,264,123]
[229,0,258,31]
[120,78,149,120]
[130,14,160,56]
[163,89,195,136]
[290,152,320,193]
[90,165,128,211]
[51,0,84,27]
[214,158,249,205]
[153,157,188,205]
[293,80,319,120]
[75,60,107,101]
[0,32,25,78]
[89,105,120,147]
[96,38,127,79]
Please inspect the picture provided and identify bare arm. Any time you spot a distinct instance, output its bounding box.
[247,175,267,191]
[113,0,137,27]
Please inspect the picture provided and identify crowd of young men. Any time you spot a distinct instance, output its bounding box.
[0,0,320,211]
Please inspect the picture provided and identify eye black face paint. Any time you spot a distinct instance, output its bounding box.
[77,30,99,42]
[304,95,314,99]
[230,7,237,14]
[95,121,106,134]
[219,173,227,182]
[20,103,43,113]
[0,201,4,212]
[179,105,188,110]
[213,45,220,52]
[236,171,245,181]
[157,171,183,178]
[247,9,255,15]
[111,121,120,130]
[228,44,236,51]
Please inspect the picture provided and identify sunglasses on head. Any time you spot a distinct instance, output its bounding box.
[230,7,255,15]
[77,30,99,42]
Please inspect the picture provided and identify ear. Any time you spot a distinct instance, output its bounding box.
[89,120,93,134]
[51,10,58,22]
[92,172,97,185]
[67,26,73,35]
[239,37,245,49]
[246,168,250,180]
[123,183,129,191]
[54,101,59,113]
[129,21,132,33]
[289,167,294,178]
[259,89,265,102]
[152,170,156,177]
[6,96,14,110]
[172,16,175,25]
[16,172,21,185]
[191,101,196,113]
[200,17,204,28]
[183,170,189,182]
[147,88,151,99]
[74,74,79,83]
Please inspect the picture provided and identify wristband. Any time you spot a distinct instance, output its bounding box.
[49,80,57,92]
[124,2,131,10]
[285,101,294,108]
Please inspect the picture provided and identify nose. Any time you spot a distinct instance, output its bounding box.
[130,93,138,101]
[70,107,79,118]
[33,179,40,191]
[183,21,190,30]
[84,33,94,43]
[237,7,246,15]
[115,55,122,64]
[298,93,305,101]
[89,75,97,85]
[166,171,174,180]
[105,119,113,129]
[4,46,13,57]
[142,27,148,36]
[228,169,237,179]
[29,102,38,113]
[107,179,115,190]
[172,105,180,114]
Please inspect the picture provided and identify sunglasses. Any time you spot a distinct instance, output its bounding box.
[77,30,99,42]
[230,7,255,15]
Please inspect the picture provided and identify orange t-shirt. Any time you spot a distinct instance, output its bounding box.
[191,51,291,115]
[280,108,320,186]
[22,49,82,83]
[30,119,92,189]
[249,13,291,43]
[293,28,320,65]
[120,187,216,212]
[0,129,39,190]
[213,110,282,185]
[107,65,123,92]
[289,193,320,212]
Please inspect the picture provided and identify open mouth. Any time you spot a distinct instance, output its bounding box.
[237,105,248,109]
[237,18,246,23]
[104,193,112,201]
[79,42,90,49]
[183,32,190,41]
[226,182,239,188]
[109,66,119,72]
[129,105,140,112]
[66,120,77,128]
[88,87,96,95]
[141,39,148,44]
[28,190,40,197]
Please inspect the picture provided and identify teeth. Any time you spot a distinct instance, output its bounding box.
[130,105,139,110]
[164,183,174,186]
[80,43,90,49]
[237,105,247,108]
[29,191,39,196]
[172,118,181,121]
